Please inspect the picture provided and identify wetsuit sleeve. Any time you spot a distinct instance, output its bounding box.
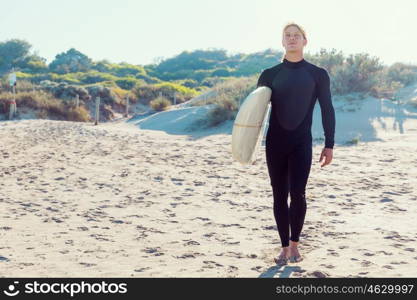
[317,68,335,149]
[256,69,270,88]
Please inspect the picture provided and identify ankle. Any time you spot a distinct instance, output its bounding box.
[281,246,290,253]
[289,240,299,248]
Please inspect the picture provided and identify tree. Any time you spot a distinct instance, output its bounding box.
[0,39,32,73]
[49,48,93,74]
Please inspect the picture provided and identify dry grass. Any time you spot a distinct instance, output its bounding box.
[0,90,90,121]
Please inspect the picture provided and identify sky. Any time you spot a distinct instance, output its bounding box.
[0,0,416,66]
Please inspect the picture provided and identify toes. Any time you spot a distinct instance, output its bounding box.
[289,255,303,263]
[274,256,289,265]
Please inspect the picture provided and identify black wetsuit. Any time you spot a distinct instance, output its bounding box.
[257,58,335,247]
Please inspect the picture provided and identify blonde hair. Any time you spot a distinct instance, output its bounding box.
[281,22,307,62]
[282,22,307,40]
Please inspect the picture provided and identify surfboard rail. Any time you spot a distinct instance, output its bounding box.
[231,86,272,165]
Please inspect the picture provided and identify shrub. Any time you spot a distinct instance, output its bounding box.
[79,71,118,84]
[39,80,90,101]
[36,109,48,119]
[371,70,404,99]
[172,78,199,88]
[149,96,171,111]
[205,104,235,127]
[305,48,345,74]
[192,76,254,128]
[192,76,254,109]
[115,77,142,90]
[201,76,228,87]
[0,90,90,121]
[112,63,147,77]
[49,48,93,74]
[86,85,121,105]
[0,90,66,119]
[234,48,282,76]
[305,49,413,99]
[331,53,383,95]
[132,82,198,105]
[111,87,135,102]
[0,78,37,92]
[66,105,90,122]
[386,63,417,87]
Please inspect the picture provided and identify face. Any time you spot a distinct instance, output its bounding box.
[282,26,307,53]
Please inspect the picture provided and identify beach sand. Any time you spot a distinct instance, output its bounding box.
[0,119,416,277]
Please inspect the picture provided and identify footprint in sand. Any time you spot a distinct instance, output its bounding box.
[202,260,223,268]
[134,267,151,272]
[183,240,200,246]
[79,262,97,267]
[142,247,164,256]
[175,252,205,259]
[308,271,329,278]
[390,260,408,265]
[360,260,374,267]
[320,264,335,269]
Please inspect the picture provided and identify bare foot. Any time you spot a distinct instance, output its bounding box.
[274,247,290,265]
[289,240,303,263]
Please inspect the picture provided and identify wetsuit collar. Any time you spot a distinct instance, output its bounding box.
[282,58,307,68]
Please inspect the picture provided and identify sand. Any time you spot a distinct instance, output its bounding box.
[0,118,416,278]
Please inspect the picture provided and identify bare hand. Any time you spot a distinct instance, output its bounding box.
[319,148,333,167]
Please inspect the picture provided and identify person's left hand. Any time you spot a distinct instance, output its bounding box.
[319,148,333,167]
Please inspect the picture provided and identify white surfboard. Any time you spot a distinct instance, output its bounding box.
[232,86,272,165]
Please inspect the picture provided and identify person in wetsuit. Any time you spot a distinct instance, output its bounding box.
[256,22,335,265]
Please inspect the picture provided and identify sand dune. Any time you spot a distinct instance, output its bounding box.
[0,117,416,277]
[130,83,417,145]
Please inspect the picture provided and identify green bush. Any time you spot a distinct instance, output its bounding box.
[371,70,404,99]
[79,71,118,84]
[386,63,417,86]
[133,82,198,105]
[205,103,235,127]
[112,63,147,77]
[233,48,282,76]
[149,96,171,111]
[154,82,197,97]
[172,78,199,88]
[193,76,254,128]
[29,72,81,84]
[115,77,142,90]
[92,61,147,77]
[192,76,254,109]
[305,48,345,74]
[211,68,231,77]
[331,53,383,95]
[49,48,93,74]
[200,76,228,87]
[304,49,417,99]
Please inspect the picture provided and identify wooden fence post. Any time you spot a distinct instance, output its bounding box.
[94,96,100,125]
[8,85,16,120]
[125,94,129,117]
